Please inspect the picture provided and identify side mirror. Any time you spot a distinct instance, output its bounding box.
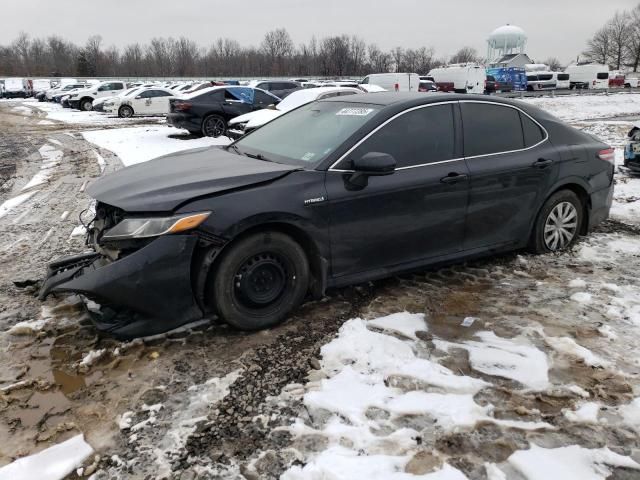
[353,152,396,175]
[267,104,277,110]
[346,152,396,190]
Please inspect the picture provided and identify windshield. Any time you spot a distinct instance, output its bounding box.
[234,101,382,167]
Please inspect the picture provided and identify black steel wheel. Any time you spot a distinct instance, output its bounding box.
[209,231,309,330]
[202,115,226,138]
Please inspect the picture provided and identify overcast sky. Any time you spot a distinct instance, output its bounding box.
[1,0,636,64]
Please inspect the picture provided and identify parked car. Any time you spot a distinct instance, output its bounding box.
[553,72,571,89]
[104,87,177,118]
[67,81,127,111]
[248,80,301,99]
[46,82,90,101]
[0,81,4,98]
[40,93,614,339]
[484,75,513,94]
[565,64,609,90]
[625,75,640,88]
[32,79,52,95]
[227,87,362,139]
[53,86,88,103]
[428,65,485,94]
[167,86,281,137]
[93,86,154,112]
[3,78,32,98]
[418,80,438,92]
[609,73,625,88]
[624,122,640,174]
[526,72,556,91]
[360,73,420,92]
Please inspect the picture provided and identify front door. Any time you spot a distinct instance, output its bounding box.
[326,102,469,279]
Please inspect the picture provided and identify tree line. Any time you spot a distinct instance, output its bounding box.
[583,3,640,71]
[0,29,486,78]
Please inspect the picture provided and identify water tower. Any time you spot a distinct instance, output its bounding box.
[487,24,527,63]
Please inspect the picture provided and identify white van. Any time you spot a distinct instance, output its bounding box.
[526,71,556,91]
[32,79,52,94]
[360,73,420,92]
[3,78,31,98]
[553,72,570,89]
[565,64,609,90]
[428,64,485,94]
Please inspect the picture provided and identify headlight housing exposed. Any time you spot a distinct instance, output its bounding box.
[101,212,211,241]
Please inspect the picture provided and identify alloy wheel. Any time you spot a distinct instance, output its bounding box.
[204,117,225,137]
[544,201,578,251]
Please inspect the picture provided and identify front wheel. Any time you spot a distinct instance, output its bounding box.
[80,99,93,111]
[208,231,310,330]
[530,190,584,253]
[202,115,226,137]
[118,105,134,118]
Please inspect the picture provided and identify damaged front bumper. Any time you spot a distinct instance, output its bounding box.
[39,235,204,339]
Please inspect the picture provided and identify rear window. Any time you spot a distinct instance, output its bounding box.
[520,113,545,147]
[597,72,609,80]
[461,103,524,157]
[557,74,569,81]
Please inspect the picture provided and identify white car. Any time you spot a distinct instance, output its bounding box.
[227,87,362,139]
[93,87,148,112]
[67,80,127,111]
[104,87,177,118]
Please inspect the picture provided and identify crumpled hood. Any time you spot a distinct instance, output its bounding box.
[87,146,299,212]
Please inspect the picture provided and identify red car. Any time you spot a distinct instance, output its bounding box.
[609,75,625,88]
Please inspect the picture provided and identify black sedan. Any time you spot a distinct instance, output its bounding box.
[40,93,614,338]
[167,86,281,137]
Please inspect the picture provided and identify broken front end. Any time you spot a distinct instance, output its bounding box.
[624,124,640,173]
[39,203,220,339]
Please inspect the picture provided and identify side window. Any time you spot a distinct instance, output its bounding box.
[139,90,155,98]
[254,90,275,105]
[345,104,456,169]
[461,103,524,157]
[155,91,172,97]
[204,90,224,102]
[361,76,369,85]
[257,82,270,91]
[520,113,545,147]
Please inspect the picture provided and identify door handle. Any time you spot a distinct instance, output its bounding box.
[532,158,554,168]
[440,172,468,184]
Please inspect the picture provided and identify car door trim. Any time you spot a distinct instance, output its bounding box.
[327,99,549,172]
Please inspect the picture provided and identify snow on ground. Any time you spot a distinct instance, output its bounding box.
[525,92,640,123]
[0,434,93,480]
[82,126,231,166]
[35,101,164,127]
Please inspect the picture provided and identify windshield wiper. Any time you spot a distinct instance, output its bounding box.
[227,144,243,156]
[243,152,272,163]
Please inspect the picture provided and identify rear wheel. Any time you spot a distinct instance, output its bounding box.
[208,231,309,330]
[118,105,134,118]
[530,190,584,253]
[202,115,226,137]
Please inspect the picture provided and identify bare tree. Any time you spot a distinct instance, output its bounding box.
[544,57,563,71]
[391,47,404,72]
[584,26,612,65]
[628,4,640,71]
[261,28,294,75]
[450,46,479,64]
[607,12,630,70]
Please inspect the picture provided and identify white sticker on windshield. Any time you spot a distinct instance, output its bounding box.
[336,107,374,116]
[301,152,316,161]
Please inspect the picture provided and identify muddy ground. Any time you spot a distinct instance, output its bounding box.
[0,100,640,479]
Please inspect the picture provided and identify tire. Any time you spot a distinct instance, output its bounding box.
[529,190,584,254]
[209,231,310,330]
[80,98,93,111]
[118,105,134,118]
[202,114,227,137]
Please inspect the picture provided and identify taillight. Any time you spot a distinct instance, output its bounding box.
[598,148,615,164]
[173,100,192,112]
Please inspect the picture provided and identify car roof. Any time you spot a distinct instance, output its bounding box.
[319,92,530,109]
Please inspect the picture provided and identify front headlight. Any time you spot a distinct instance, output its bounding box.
[101,212,211,241]
[69,94,78,99]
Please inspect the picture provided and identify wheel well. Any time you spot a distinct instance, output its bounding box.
[196,222,326,311]
[549,183,590,234]
[80,96,93,103]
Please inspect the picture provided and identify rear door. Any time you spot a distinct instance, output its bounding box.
[460,101,559,250]
[326,102,469,278]
[149,90,173,114]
